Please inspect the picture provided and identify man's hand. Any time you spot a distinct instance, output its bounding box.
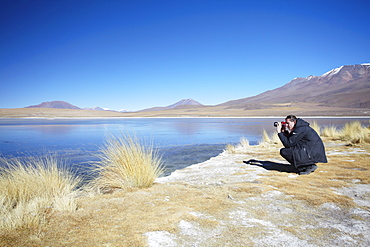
[276,122,282,133]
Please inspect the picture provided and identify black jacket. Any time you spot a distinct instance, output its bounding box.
[278,118,327,166]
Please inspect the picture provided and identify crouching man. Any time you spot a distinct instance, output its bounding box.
[276,115,327,175]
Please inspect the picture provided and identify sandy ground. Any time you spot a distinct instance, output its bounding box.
[2,139,369,246]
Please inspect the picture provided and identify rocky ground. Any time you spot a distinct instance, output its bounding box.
[1,140,369,246]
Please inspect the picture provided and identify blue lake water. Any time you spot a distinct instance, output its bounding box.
[0,117,369,176]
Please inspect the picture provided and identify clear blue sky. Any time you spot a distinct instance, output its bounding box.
[1,0,369,111]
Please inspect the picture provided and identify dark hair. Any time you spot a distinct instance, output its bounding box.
[285,115,297,121]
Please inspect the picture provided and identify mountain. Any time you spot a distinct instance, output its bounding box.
[83,106,106,111]
[220,64,370,109]
[167,98,203,108]
[83,107,129,112]
[26,101,81,110]
[20,64,369,116]
[140,98,203,112]
[118,109,132,112]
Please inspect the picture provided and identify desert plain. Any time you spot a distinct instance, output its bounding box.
[1,102,370,118]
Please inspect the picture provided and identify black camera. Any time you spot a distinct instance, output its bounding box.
[273,121,287,127]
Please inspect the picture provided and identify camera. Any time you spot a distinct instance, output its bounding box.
[273,121,287,127]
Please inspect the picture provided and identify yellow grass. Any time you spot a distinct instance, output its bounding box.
[91,133,165,192]
[227,130,283,154]
[0,155,81,230]
[225,144,236,154]
[259,129,280,147]
[225,137,250,154]
[321,121,370,144]
[239,136,250,148]
[310,121,321,134]
[321,125,339,138]
[340,121,370,144]
[261,129,271,143]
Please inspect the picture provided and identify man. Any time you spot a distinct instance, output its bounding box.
[276,115,327,175]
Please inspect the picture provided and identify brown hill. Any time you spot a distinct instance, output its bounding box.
[220,64,370,109]
[26,101,81,110]
[140,98,203,112]
[167,98,203,108]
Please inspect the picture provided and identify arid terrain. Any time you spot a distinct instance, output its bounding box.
[1,137,369,246]
[1,102,369,118]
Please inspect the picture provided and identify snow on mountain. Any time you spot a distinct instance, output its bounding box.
[322,66,344,78]
[118,109,132,112]
[83,106,106,111]
[84,107,132,112]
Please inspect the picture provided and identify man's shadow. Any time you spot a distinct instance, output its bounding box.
[243,159,298,173]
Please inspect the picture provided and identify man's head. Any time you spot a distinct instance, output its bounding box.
[285,115,297,130]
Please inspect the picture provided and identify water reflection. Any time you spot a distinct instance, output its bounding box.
[29,125,76,135]
[170,118,202,135]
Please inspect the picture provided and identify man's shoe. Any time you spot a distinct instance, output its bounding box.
[299,164,318,175]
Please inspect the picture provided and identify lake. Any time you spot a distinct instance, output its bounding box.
[0,117,369,176]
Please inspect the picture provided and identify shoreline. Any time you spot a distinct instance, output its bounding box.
[1,104,370,118]
[1,132,370,246]
[1,116,370,119]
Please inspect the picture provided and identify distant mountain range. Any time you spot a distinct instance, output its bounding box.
[220,63,370,109]
[24,64,370,112]
[25,99,204,112]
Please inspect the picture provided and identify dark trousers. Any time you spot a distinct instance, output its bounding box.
[280,147,310,172]
[280,147,294,164]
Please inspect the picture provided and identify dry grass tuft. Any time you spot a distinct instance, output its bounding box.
[310,121,321,134]
[91,133,164,192]
[261,129,272,144]
[0,155,81,230]
[225,144,237,154]
[225,137,250,154]
[321,125,339,138]
[258,129,280,147]
[321,121,370,144]
[239,136,250,148]
[340,121,370,144]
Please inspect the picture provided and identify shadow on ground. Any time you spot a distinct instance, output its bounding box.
[243,159,298,173]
